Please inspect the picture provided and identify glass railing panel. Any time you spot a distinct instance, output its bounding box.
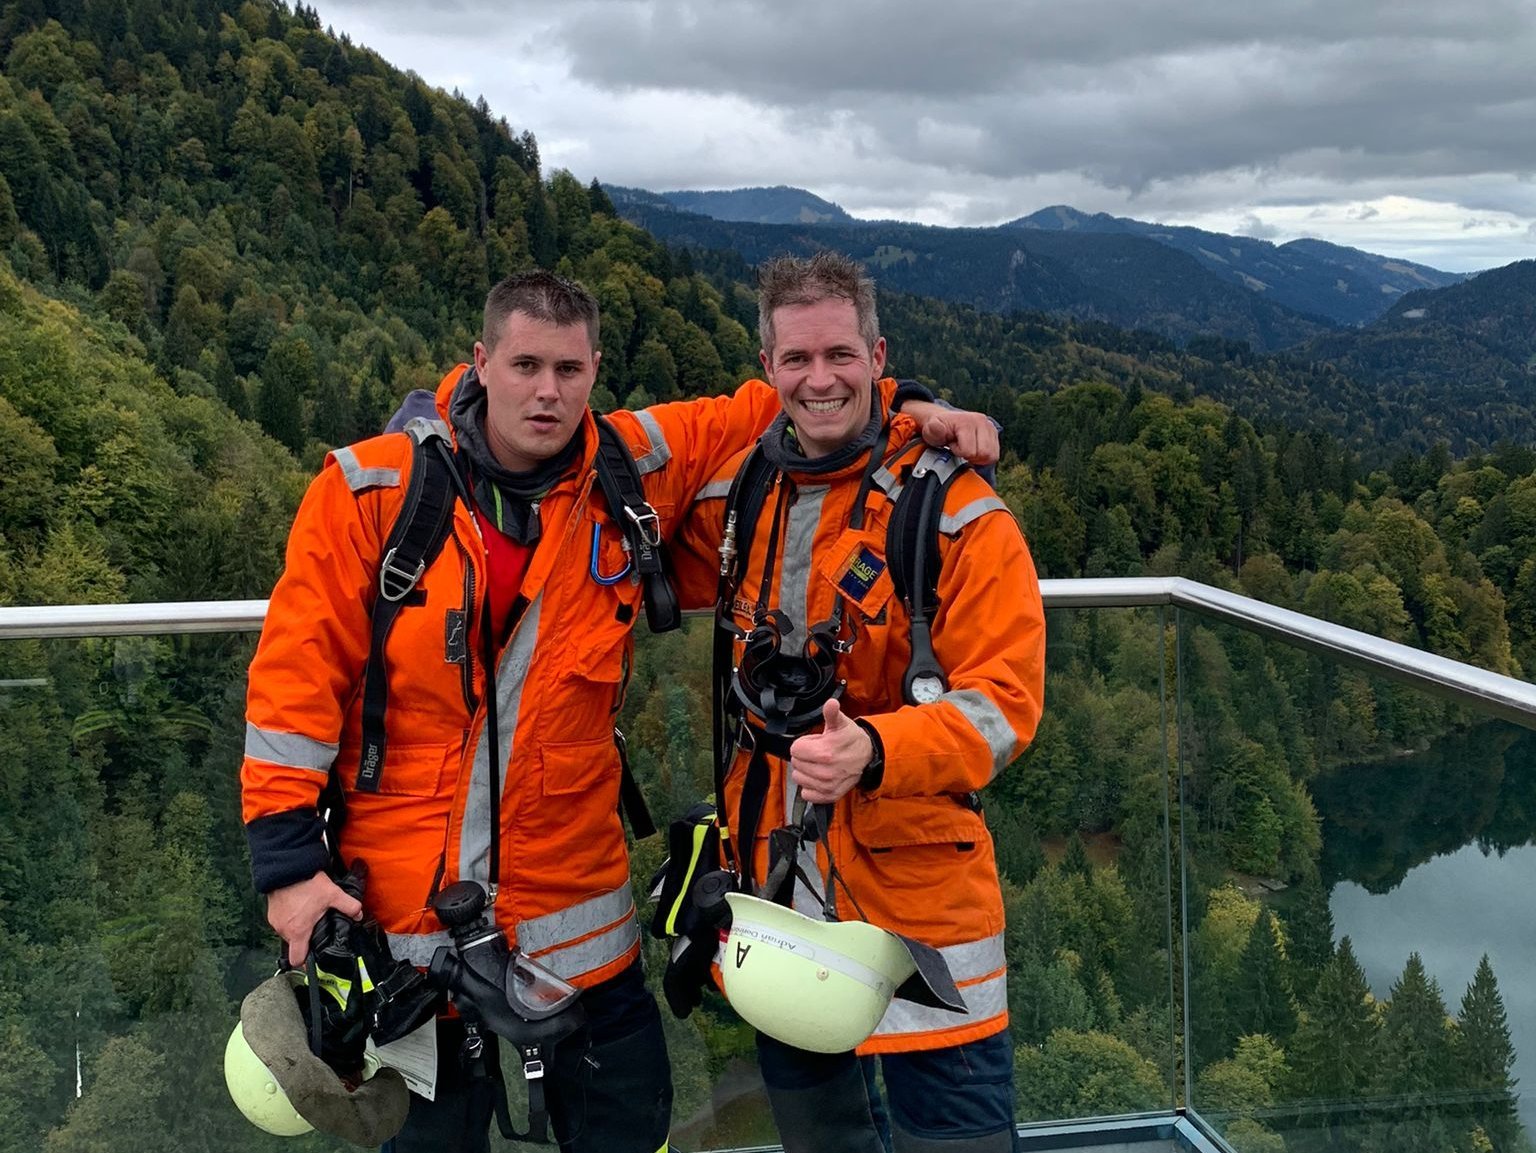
[0,630,322,1151]
[638,608,1180,1149]
[0,602,1178,1152]
[1176,609,1532,1153]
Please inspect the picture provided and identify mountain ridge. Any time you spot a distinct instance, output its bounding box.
[604,188,1339,352]
[603,186,1465,332]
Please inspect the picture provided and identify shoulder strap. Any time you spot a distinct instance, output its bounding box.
[886,446,967,706]
[591,414,680,634]
[356,421,462,792]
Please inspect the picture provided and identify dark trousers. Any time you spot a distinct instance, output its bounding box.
[757,1029,1019,1153]
[382,960,671,1153]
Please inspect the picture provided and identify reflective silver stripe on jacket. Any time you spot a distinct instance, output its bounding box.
[941,688,1017,778]
[384,889,641,978]
[632,410,671,474]
[871,932,1008,1037]
[332,446,401,493]
[385,930,455,968]
[778,485,828,657]
[244,723,337,772]
[527,911,642,981]
[460,593,543,888]
[519,886,636,956]
[698,478,733,501]
[940,497,1009,535]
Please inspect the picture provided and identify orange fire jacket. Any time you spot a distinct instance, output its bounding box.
[242,367,778,989]
[673,378,1046,1052]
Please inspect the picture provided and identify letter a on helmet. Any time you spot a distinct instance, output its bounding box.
[721,893,921,1053]
[225,972,410,1145]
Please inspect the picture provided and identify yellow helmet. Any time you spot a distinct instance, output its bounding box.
[721,893,917,1053]
[223,971,410,1144]
[223,1016,314,1136]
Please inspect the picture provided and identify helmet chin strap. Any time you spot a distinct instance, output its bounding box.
[764,785,870,925]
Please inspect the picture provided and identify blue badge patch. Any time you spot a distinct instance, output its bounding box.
[838,546,886,602]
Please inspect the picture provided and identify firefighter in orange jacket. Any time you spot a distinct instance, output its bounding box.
[242,270,997,1153]
[673,253,1045,1153]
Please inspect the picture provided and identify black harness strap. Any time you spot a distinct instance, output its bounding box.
[592,414,680,634]
[356,423,461,792]
[887,445,967,705]
[613,728,656,840]
[709,445,782,874]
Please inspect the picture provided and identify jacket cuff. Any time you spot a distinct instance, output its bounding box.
[853,719,885,792]
[246,808,330,894]
[891,379,935,410]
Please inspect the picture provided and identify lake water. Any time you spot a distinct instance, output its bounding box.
[1321,723,1536,1131]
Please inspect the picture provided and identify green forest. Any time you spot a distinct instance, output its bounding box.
[0,1,1531,1151]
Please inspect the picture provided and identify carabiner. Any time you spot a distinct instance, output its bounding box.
[590,523,633,586]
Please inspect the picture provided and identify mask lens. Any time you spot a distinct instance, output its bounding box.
[507,953,582,1020]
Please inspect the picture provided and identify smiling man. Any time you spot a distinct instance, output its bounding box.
[674,252,1046,1153]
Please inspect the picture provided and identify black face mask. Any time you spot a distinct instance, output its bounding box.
[731,608,845,737]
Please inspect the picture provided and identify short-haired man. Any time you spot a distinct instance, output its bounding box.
[241,268,998,1152]
[674,252,1045,1153]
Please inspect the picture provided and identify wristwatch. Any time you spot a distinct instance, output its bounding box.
[854,719,885,792]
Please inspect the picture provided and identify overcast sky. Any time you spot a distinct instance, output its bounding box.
[312,0,1536,273]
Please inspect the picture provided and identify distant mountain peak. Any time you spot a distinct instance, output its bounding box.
[608,185,856,226]
[1010,205,1127,232]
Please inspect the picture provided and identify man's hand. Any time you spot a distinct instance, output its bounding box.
[789,699,874,805]
[266,871,363,968]
[900,400,1000,466]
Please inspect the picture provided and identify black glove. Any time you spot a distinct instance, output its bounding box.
[660,869,735,1019]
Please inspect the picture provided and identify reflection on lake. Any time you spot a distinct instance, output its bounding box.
[1317,722,1536,1129]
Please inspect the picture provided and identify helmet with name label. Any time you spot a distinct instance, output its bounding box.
[720,893,918,1053]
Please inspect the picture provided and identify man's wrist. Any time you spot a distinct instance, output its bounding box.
[854,719,885,791]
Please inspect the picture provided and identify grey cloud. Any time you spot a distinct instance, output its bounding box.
[324,0,1536,197]
[550,0,1531,99]
[1240,214,1279,239]
[315,0,1536,268]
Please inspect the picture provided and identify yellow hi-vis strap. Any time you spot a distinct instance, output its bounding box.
[664,822,714,938]
[306,959,375,1009]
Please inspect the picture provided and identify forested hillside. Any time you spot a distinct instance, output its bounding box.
[1300,260,1536,451]
[0,2,1531,1152]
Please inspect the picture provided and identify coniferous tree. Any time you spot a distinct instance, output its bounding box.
[256,335,313,454]
[1282,875,1335,1002]
[1061,830,1093,880]
[1455,955,1521,1153]
[1287,936,1379,1135]
[1231,908,1298,1046]
[1363,953,1457,1153]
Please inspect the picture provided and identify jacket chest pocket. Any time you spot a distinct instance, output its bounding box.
[814,525,899,697]
[540,605,633,746]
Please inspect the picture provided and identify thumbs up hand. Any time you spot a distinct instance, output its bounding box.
[788,698,874,804]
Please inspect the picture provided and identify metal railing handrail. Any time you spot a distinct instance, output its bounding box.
[4,577,1535,727]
